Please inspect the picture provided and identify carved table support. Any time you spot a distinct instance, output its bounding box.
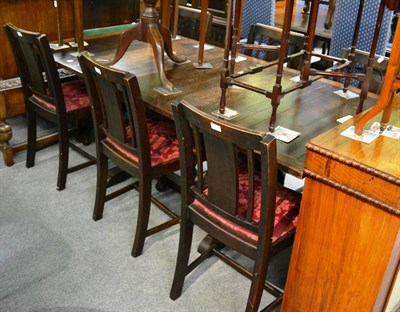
[102,0,187,93]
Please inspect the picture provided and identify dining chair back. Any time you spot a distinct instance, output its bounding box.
[170,100,302,311]
[177,5,213,42]
[4,23,96,190]
[244,23,306,70]
[78,52,181,257]
[339,48,389,94]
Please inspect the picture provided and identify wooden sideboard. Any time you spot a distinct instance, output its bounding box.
[281,100,400,311]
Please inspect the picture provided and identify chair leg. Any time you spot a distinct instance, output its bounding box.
[131,176,152,257]
[76,117,93,146]
[26,110,37,168]
[170,217,194,300]
[56,124,69,191]
[245,244,271,312]
[93,152,108,221]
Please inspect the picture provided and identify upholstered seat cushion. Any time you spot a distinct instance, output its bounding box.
[31,79,90,112]
[192,167,301,244]
[105,115,180,167]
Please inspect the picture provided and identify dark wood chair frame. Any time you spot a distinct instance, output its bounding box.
[244,23,306,70]
[170,100,300,312]
[218,0,395,131]
[4,23,96,191]
[339,47,389,95]
[78,52,181,257]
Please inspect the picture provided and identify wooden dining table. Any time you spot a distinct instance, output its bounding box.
[53,34,379,179]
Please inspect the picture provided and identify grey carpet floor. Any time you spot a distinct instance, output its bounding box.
[0,116,293,312]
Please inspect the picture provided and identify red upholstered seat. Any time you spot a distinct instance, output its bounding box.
[105,115,180,167]
[192,167,301,244]
[32,79,90,112]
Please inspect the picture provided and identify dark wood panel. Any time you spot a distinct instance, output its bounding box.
[0,0,75,79]
[83,0,140,29]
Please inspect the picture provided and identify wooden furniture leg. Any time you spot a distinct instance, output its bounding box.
[192,0,214,69]
[270,0,296,131]
[342,0,365,94]
[356,0,387,114]
[355,19,400,135]
[198,0,208,66]
[303,0,335,30]
[303,0,310,13]
[0,92,13,166]
[73,0,84,52]
[218,0,234,114]
[324,0,335,29]
[170,0,179,38]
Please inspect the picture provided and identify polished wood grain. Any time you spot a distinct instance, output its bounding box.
[281,99,400,311]
[54,36,379,178]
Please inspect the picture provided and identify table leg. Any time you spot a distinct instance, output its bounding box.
[148,24,174,92]
[324,0,335,29]
[100,0,187,93]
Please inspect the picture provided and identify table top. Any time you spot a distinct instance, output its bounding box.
[54,35,378,178]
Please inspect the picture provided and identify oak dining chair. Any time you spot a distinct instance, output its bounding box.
[4,23,96,191]
[169,100,302,312]
[78,52,181,257]
[244,23,306,70]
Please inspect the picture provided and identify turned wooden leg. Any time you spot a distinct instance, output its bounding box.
[324,0,335,29]
[303,0,311,13]
[158,25,187,64]
[0,93,14,166]
[0,120,13,166]
[148,25,174,92]
[354,18,400,135]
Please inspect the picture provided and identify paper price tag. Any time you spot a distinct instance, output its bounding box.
[341,126,379,144]
[270,126,300,143]
[377,55,385,64]
[210,122,222,132]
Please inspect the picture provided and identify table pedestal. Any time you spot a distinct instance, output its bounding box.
[104,0,187,93]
